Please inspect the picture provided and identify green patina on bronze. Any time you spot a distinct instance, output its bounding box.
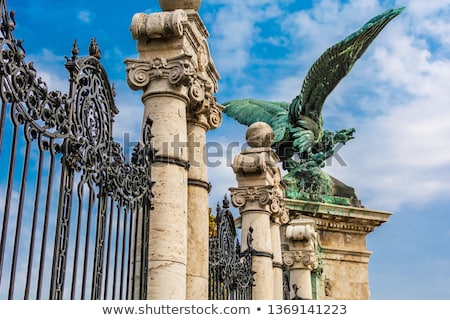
[223,8,404,206]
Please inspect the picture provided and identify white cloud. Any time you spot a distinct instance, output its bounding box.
[311,1,450,210]
[78,10,92,24]
[27,49,69,93]
[212,0,450,212]
[206,1,289,79]
[281,0,384,63]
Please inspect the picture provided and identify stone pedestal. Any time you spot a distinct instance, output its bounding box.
[230,122,288,300]
[125,0,221,299]
[283,199,392,299]
[282,219,318,299]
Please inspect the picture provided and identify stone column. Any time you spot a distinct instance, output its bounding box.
[271,216,285,299]
[125,0,221,299]
[186,77,222,300]
[282,219,319,300]
[229,122,288,300]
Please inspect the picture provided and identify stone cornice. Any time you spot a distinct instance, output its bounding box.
[284,198,392,234]
[185,11,210,39]
[320,247,372,264]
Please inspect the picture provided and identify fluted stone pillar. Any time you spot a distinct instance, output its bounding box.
[125,0,221,299]
[230,122,288,300]
[282,219,319,300]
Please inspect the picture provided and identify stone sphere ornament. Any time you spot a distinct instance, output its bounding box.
[245,122,274,148]
[159,0,202,11]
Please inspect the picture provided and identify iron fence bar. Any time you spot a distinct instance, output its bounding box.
[36,145,58,299]
[91,188,108,300]
[9,122,33,299]
[126,204,134,299]
[70,181,84,299]
[112,202,122,299]
[140,200,150,299]
[0,96,5,152]
[208,196,255,300]
[24,135,45,299]
[81,182,96,300]
[50,161,75,300]
[0,107,18,287]
[1,0,154,299]
[103,197,115,300]
[130,203,139,299]
[119,205,129,299]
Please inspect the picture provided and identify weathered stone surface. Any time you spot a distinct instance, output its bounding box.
[159,0,202,11]
[282,218,318,299]
[246,122,274,148]
[126,3,220,300]
[283,198,392,299]
[230,125,288,300]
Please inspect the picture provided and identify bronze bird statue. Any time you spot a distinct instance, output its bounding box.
[223,8,404,205]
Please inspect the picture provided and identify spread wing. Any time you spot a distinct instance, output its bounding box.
[223,99,290,143]
[289,7,404,124]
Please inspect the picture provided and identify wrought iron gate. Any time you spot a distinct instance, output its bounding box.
[209,196,254,300]
[0,0,154,299]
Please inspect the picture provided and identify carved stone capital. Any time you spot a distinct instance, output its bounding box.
[186,77,223,130]
[125,55,196,91]
[272,206,290,225]
[125,54,223,130]
[130,10,188,40]
[207,99,224,129]
[282,251,318,270]
[229,186,284,214]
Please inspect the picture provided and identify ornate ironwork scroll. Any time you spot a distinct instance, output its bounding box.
[209,196,255,300]
[0,0,154,300]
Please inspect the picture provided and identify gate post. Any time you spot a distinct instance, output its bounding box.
[230,122,289,300]
[282,219,319,299]
[184,17,221,300]
[125,0,221,299]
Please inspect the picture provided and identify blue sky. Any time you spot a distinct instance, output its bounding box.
[7,0,450,299]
